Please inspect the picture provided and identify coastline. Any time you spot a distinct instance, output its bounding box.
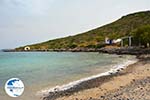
[41,55,138,100]
[3,47,150,55]
[2,49,150,100]
[53,54,150,100]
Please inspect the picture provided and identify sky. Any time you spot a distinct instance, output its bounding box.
[0,0,150,49]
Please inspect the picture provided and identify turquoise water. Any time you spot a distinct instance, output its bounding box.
[0,52,135,100]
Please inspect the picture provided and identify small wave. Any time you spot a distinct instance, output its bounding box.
[37,57,138,96]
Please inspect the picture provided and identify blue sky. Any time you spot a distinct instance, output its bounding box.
[0,0,150,49]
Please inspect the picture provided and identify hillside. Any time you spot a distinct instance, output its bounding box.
[16,11,150,51]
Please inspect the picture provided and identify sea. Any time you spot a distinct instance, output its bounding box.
[0,52,137,100]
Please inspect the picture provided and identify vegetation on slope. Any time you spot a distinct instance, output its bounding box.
[16,11,150,50]
[132,25,150,47]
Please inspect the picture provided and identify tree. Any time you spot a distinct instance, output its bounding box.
[68,43,77,48]
[132,25,150,47]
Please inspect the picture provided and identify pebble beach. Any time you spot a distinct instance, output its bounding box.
[43,55,150,100]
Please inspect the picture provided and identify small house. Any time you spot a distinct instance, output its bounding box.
[24,46,30,51]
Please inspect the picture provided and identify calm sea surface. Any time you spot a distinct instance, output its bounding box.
[0,52,135,100]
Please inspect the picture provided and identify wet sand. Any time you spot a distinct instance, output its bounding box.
[43,55,150,100]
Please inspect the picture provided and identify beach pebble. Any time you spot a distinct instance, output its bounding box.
[96,77,150,100]
[100,95,105,98]
[75,98,78,100]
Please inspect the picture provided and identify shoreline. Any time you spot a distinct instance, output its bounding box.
[41,55,138,100]
[53,54,150,100]
[3,47,150,55]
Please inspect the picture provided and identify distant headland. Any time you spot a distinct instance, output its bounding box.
[3,11,150,55]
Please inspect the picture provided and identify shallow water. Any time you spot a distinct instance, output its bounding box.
[0,52,136,100]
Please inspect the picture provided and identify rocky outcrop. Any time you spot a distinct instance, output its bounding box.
[98,47,150,55]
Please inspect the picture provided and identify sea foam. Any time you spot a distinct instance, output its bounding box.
[37,57,138,96]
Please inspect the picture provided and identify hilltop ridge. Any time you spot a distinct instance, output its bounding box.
[16,11,150,51]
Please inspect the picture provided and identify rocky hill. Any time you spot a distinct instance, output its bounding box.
[16,11,150,51]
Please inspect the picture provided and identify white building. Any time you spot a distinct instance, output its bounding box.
[105,37,122,44]
[24,46,30,51]
[105,37,110,44]
[113,39,122,43]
